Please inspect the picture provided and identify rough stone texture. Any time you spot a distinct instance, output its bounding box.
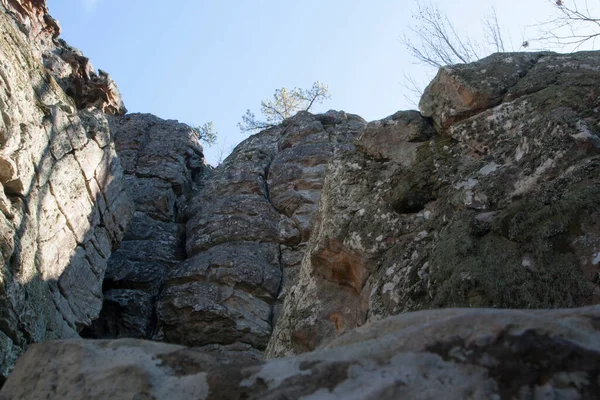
[419,52,543,131]
[0,1,132,382]
[268,51,600,357]
[2,0,126,115]
[5,0,600,394]
[155,111,366,352]
[83,114,206,340]
[4,306,600,399]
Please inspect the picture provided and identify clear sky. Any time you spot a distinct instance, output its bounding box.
[47,0,566,165]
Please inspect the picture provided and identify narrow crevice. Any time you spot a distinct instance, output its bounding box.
[269,244,285,329]
[274,244,284,300]
[101,278,151,293]
[262,155,275,206]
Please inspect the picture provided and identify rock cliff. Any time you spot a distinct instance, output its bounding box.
[83,113,205,340]
[268,52,600,357]
[3,1,600,398]
[0,0,133,382]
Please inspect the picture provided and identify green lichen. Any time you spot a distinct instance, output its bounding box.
[428,180,597,309]
[390,136,455,214]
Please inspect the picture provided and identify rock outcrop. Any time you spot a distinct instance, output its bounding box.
[4,305,600,399]
[0,0,132,382]
[82,114,206,339]
[3,0,600,398]
[267,52,600,357]
[2,0,126,115]
[155,111,365,352]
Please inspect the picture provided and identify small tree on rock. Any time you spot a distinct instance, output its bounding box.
[238,81,331,133]
[193,122,218,146]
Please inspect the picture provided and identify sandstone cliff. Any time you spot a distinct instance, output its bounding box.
[0,0,133,382]
[268,52,600,357]
[2,1,600,398]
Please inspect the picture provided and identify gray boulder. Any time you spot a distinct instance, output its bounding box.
[3,306,600,399]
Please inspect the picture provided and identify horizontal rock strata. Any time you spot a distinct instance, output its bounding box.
[82,113,206,339]
[155,111,366,352]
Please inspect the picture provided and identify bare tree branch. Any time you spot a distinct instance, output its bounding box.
[534,0,600,50]
[401,1,511,105]
[484,7,506,53]
[402,1,485,68]
[400,72,427,108]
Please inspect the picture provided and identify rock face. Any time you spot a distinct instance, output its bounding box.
[4,305,600,399]
[83,113,206,339]
[81,110,364,356]
[267,52,600,357]
[0,0,132,382]
[2,0,126,115]
[4,0,600,397]
[155,111,365,351]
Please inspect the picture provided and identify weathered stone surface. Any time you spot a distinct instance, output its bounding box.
[84,113,207,340]
[153,111,365,353]
[3,0,126,115]
[0,0,132,381]
[4,306,600,399]
[267,110,433,356]
[158,281,273,349]
[356,110,434,166]
[6,0,600,394]
[269,51,600,358]
[419,52,543,130]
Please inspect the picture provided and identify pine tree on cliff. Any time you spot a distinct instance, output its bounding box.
[238,81,331,133]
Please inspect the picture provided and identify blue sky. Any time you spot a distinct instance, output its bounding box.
[48,0,561,165]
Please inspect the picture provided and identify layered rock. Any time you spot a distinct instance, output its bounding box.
[4,0,600,396]
[268,52,600,357]
[0,1,132,382]
[83,114,206,339]
[4,305,600,399]
[154,111,365,352]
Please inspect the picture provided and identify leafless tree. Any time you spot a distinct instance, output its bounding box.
[536,0,600,50]
[484,7,506,53]
[401,2,512,106]
[402,2,508,69]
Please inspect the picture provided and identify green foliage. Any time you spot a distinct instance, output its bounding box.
[238,81,331,133]
[193,122,218,146]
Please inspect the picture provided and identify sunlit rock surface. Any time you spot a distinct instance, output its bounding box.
[268,51,600,357]
[0,0,132,382]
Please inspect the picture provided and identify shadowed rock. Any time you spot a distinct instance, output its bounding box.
[3,306,600,399]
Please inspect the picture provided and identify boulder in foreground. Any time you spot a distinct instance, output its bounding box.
[2,305,600,399]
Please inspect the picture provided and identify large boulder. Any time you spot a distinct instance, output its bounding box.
[3,306,600,399]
